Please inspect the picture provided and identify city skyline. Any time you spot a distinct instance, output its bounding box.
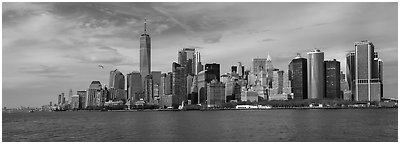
[3,2,398,108]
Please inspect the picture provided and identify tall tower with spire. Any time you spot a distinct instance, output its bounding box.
[140,18,151,85]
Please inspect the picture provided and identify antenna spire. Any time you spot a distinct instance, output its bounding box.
[144,18,147,34]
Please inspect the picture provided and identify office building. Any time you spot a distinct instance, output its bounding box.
[346,51,356,100]
[172,62,186,108]
[165,72,173,95]
[194,51,203,75]
[307,49,325,99]
[325,59,341,99]
[68,89,73,104]
[241,91,259,102]
[71,95,79,109]
[77,90,87,109]
[151,71,162,98]
[354,40,382,101]
[231,66,237,74]
[178,48,196,75]
[127,72,142,101]
[109,69,125,101]
[206,80,225,107]
[289,53,308,99]
[144,75,153,103]
[225,80,241,102]
[252,58,267,74]
[238,62,244,78]
[140,19,151,84]
[87,81,102,107]
[205,63,220,81]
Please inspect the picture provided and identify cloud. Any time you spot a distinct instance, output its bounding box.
[19,65,75,78]
[64,46,126,64]
[203,33,223,44]
[261,38,275,42]
[290,26,304,31]
[313,22,331,27]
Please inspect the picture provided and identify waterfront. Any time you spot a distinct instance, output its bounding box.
[2,108,397,142]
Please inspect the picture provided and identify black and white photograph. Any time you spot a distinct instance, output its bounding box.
[2,1,398,142]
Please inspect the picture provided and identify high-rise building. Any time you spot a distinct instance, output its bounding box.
[165,72,173,95]
[68,89,73,104]
[87,81,102,107]
[178,48,196,75]
[109,69,125,101]
[252,58,267,74]
[189,75,199,104]
[231,66,237,74]
[77,90,87,109]
[325,59,341,99]
[289,53,308,99]
[57,94,62,105]
[172,62,186,108]
[225,80,241,102]
[151,71,161,98]
[144,75,153,103]
[160,73,167,96]
[206,80,225,108]
[127,72,142,101]
[140,19,151,85]
[346,51,356,100]
[307,49,325,99]
[205,63,220,82]
[71,95,80,109]
[61,93,65,105]
[238,62,244,78]
[194,51,203,75]
[266,53,274,87]
[354,40,382,101]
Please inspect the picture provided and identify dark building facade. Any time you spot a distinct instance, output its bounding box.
[288,54,308,99]
[325,59,341,99]
[144,75,153,103]
[205,63,220,82]
[127,72,142,101]
[172,62,186,108]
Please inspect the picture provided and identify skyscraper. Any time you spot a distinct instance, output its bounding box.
[266,53,274,87]
[127,72,142,101]
[231,66,238,74]
[178,48,196,75]
[151,71,162,98]
[172,62,186,108]
[77,90,87,109]
[252,58,267,74]
[238,62,244,78]
[346,51,355,100]
[207,80,225,108]
[325,59,341,99]
[109,69,125,101]
[205,63,220,82]
[144,75,153,103]
[194,51,203,75]
[354,40,381,101]
[307,49,325,99]
[288,53,308,99]
[87,81,102,108]
[140,19,151,84]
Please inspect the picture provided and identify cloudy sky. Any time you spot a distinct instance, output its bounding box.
[3,2,398,108]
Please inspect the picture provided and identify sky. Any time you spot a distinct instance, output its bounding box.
[2,2,398,108]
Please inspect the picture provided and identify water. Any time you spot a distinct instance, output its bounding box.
[2,109,398,142]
